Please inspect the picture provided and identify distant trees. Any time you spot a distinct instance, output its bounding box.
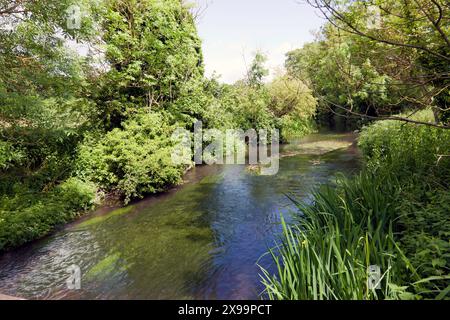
[207,52,317,140]
[247,51,269,88]
[267,75,317,137]
[289,0,450,128]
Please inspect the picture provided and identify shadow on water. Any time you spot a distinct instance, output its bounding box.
[0,132,362,300]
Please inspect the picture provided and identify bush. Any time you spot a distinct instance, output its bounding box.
[0,141,25,170]
[231,84,276,132]
[396,178,450,295]
[358,109,450,181]
[76,112,185,202]
[267,75,317,139]
[55,177,98,211]
[0,178,96,251]
[358,114,450,298]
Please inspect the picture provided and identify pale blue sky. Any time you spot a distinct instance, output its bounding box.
[194,0,325,83]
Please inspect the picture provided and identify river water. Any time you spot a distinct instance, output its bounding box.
[0,132,361,300]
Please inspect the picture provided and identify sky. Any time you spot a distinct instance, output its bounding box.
[194,0,325,84]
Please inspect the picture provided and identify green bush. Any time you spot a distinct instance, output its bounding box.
[231,84,277,132]
[358,109,450,180]
[55,177,98,211]
[76,112,185,203]
[0,178,96,251]
[396,179,450,295]
[0,141,25,170]
[267,75,317,140]
[358,114,450,298]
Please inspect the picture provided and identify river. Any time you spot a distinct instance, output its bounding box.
[0,132,361,300]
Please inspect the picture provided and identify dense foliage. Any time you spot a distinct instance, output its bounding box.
[0,178,96,250]
[76,112,185,203]
[94,0,205,128]
[359,110,450,294]
[3,0,447,302]
[0,0,317,250]
[286,0,449,128]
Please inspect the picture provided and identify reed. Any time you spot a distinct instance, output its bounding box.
[259,173,424,300]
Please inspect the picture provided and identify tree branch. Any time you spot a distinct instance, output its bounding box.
[321,97,450,129]
[307,0,450,61]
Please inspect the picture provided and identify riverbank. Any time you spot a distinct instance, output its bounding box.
[0,178,98,252]
[0,130,350,253]
[261,110,450,300]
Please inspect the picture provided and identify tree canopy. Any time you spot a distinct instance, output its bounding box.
[287,0,449,128]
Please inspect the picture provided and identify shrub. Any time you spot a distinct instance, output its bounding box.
[0,141,25,170]
[0,178,96,251]
[267,75,317,139]
[358,109,450,181]
[396,179,450,295]
[55,177,98,211]
[76,112,185,202]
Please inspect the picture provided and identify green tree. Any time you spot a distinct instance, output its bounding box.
[305,0,450,127]
[247,51,269,88]
[0,0,97,186]
[287,28,393,126]
[267,75,317,138]
[93,0,205,129]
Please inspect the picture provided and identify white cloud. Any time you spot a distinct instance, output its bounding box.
[202,40,250,83]
[202,40,300,84]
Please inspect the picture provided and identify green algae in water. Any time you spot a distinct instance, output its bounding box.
[85,253,123,281]
[74,174,221,298]
[76,206,134,229]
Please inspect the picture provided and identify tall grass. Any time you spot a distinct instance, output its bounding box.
[260,172,449,300]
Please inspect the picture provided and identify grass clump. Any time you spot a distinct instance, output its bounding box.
[261,173,418,300]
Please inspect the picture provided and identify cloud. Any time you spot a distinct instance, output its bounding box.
[202,40,249,83]
[202,40,299,84]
